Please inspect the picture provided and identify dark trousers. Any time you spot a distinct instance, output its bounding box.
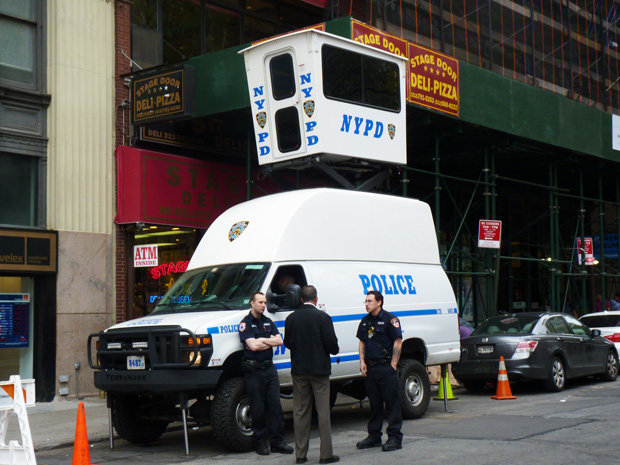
[244,364,285,445]
[365,363,403,443]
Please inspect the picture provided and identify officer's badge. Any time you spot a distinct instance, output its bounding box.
[256,112,267,129]
[303,100,315,118]
[388,124,396,140]
[391,318,400,328]
[228,221,249,242]
[239,322,246,332]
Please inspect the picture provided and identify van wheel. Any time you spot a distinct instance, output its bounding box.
[112,395,170,444]
[398,359,431,419]
[210,377,254,452]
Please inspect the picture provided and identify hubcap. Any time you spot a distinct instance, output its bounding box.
[405,375,422,406]
[607,353,618,378]
[235,398,253,436]
[552,360,564,387]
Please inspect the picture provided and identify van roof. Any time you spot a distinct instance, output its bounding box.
[188,188,441,268]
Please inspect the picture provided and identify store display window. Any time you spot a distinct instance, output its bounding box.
[132,225,204,318]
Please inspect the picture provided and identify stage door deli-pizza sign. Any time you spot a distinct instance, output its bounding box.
[351,21,459,117]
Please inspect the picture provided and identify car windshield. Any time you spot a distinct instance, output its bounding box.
[580,314,620,328]
[472,315,540,335]
[152,263,270,314]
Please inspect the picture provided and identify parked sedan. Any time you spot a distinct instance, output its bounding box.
[453,312,618,392]
[579,311,620,352]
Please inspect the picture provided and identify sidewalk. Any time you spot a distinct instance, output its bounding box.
[6,396,110,451]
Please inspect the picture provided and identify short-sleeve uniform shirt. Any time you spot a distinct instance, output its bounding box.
[239,311,280,361]
[356,309,402,360]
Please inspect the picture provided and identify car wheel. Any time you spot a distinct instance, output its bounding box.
[462,379,486,393]
[602,350,619,381]
[543,356,565,392]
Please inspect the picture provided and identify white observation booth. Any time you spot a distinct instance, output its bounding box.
[239,29,407,166]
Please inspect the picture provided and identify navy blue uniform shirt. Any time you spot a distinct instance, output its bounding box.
[239,311,280,362]
[356,309,402,360]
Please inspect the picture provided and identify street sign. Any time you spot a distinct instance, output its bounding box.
[478,220,502,249]
[576,237,594,265]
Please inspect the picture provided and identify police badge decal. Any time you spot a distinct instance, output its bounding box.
[256,112,267,129]
[228,221,249,242]
[303,100,315,118]
[388,124,396,140]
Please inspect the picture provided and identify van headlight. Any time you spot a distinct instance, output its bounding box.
[181,334,212,367]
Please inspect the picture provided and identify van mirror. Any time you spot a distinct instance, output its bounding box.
[266,284,302,312]
[286,284,302,310]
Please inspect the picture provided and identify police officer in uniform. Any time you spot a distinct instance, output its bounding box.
[239,292,294,456]
[355,290,403,452]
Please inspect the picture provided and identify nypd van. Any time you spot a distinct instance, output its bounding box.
[88,188,460,451]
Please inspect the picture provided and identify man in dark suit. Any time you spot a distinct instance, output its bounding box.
[284,285,340,464]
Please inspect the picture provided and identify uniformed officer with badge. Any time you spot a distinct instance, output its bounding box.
[239,292,294,456]
[355,290,403,452]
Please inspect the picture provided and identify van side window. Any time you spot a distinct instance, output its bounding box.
[267,265,307,310]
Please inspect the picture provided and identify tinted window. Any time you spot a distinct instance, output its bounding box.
[565,315,591,337]
[322,45,400,112]
[580,315,620,327]
[546,317,571,334]
[275,107,301,152]
[270,54,296,100]
[473,315,539,335]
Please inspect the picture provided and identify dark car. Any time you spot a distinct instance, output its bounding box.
[453,312,619,392]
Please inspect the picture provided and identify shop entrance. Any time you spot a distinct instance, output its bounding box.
[0,276,34,380]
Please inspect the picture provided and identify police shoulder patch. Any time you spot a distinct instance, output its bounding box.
[239,322,246,332]
[391,318,400,328]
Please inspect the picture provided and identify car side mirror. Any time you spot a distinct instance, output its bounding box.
[591,329,601,337]
[286,284,302,310]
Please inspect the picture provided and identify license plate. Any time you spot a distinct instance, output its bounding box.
[477,345,494,354]
[127,355,145,370]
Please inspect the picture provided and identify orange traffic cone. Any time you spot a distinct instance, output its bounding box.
[72,402,94,465]
[491,356,517,400]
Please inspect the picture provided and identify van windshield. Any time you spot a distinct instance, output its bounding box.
[152,263,270,314]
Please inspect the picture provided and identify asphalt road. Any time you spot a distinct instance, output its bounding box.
[37,377,620,465]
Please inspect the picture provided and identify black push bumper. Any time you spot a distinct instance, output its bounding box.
[94,369,223,393]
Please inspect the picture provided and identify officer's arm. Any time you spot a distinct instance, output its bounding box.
[391,338,403,370]
[359,341,368,377]
[263,334,283,347]
[244,337,271,351]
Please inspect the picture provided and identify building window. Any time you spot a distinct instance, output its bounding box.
[131,0,324,69]
[0,0,37,85]
[0,153,38,227]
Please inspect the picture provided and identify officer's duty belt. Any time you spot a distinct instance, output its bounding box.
[366,358,390,367]
[241,359,273,372]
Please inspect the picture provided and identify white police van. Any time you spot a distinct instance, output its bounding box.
[89,188,460,451]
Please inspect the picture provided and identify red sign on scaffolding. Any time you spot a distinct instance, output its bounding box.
[478,220,502,249]
[576,237,594,265]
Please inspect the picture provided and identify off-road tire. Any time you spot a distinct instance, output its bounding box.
[210,377,254,452]
[398,359,431,419]
[602,349,619,381]
[112,395,169,444]
[543,356,566,392]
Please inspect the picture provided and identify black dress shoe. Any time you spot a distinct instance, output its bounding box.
[256,442,270,456]
[356,436,382,449]
[271,442,294,454]
[381,440,402,452]
[319,456,340,464]
[296,458,308,464]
